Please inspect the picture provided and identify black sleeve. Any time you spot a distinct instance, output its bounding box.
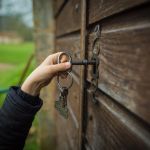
[0,86,43,150]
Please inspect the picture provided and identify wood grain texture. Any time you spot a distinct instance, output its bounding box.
[33,0,56,149]
[88,0,149,24]
[55,115,71,150]
[68,79,80,124]
[56,34,81,77]
[56,0,81,36]
[87,5,150,124]
[55,108,79,150]
[85,90,150,150]
[79,0,87,149]
[54,0,66,17]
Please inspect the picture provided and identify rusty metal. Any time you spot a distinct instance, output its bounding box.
[90,24,101,104]
[57,52,96,65]
[72,59,96,65]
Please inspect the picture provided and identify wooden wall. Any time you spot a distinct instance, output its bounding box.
[33,0,150,149]
[54,0,150,150]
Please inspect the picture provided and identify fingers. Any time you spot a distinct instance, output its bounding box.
[52,52,70,64]
[48,62,71,75]
[43,52,70,66]
[42,52,63,65]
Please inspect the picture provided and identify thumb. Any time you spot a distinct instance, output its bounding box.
[49,62,71,75]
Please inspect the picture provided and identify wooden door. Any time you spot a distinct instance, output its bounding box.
[54,0,150,149]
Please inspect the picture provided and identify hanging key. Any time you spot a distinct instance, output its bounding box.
[55,87,69,119]
[56,71,73,119]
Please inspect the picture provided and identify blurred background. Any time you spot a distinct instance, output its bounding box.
[0,0,39,149]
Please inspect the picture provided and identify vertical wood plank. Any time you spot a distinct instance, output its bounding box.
[56,0,81,36]
[32,0,56,149]
[79,0,87,149]
[54,0,66,17]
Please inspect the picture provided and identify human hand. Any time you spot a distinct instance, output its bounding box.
[21,52,71,96]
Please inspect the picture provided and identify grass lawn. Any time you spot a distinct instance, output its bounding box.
[0,42,35,89]
[0,42,40,150]
[0,43,34,64]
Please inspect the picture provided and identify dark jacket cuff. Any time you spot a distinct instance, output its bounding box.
[17,87,40,106]
[2,86,43,116]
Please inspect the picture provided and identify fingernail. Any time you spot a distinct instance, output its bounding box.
[65,62,71,69]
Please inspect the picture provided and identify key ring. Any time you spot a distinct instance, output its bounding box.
[57,52,73,89]
[57,71,73,89]
[57,52,72,64]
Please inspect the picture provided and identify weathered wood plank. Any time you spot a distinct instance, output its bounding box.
[66,113,79,150]
[56,0,81,36]
[55,115,71,150]
[88,0,149,24]
[87,5,150,124]
[54,0,66,17]
[68,78,80,124]
[33,0,56,149]
[55,35,81,76]
[55,107,79,150]
[85,90,150,150]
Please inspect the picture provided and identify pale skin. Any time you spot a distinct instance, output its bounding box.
[21,52,71,96]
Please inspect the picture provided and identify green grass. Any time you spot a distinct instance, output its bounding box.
[0,42,40,150]
[0,42,34,64]
[0,42,35,101]
[0,63,34,88]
